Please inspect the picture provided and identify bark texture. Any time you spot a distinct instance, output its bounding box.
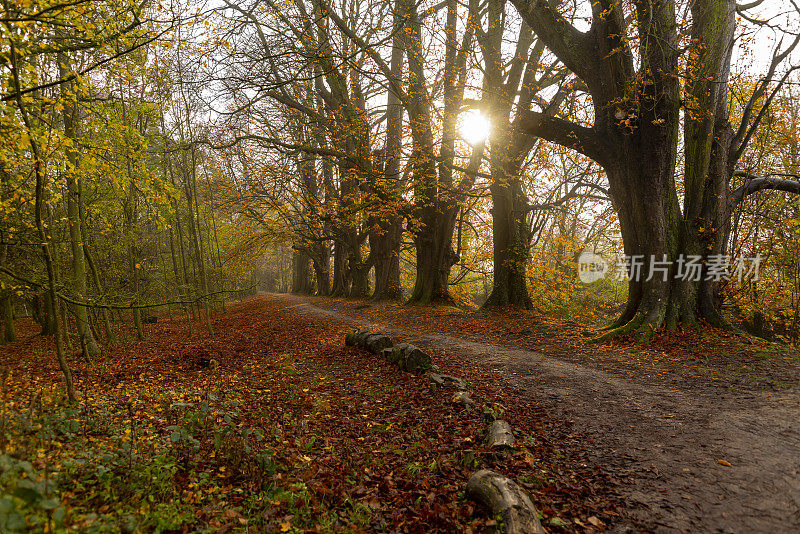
[467,470,545,534]
[508,0,784,339]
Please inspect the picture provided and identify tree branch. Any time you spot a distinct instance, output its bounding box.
[731,31,800,163]
[2,31,166,101]
[508,0,596,82]
[729,171,800,207]
[737,0,766,12]
[516,111,607,165]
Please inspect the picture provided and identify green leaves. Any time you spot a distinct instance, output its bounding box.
[0,455,65,531]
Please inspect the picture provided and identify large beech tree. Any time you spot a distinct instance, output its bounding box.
[510,0,800,339]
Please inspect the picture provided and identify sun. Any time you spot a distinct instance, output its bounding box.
[458,110,491,145]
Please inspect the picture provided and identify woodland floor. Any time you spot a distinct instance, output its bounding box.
[288,293,800,534]
[1,293,799,533]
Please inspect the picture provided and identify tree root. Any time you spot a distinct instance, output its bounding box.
[595,311,663,344]
[597,306,747,344]
[595,313,647,342]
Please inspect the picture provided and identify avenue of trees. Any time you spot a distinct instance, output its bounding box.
[2,0,800,397]
[206,0,800,340]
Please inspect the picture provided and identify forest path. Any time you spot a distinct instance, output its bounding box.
[278,293,800,534]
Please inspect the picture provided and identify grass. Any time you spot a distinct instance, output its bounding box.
[0,380,279,532]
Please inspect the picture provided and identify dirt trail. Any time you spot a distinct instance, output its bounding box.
[281,295,800,533]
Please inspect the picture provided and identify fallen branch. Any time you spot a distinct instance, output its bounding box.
[382,343,432,371]
[486,420,516,449]
[467,470,545,534]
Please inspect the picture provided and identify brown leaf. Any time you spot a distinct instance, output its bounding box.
[588,515,606,527]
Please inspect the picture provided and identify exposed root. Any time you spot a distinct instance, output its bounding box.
[595,304,667,344]
[595,314,647,342]
[633,322,658,344]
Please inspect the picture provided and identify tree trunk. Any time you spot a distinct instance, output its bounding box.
[600,145,686,340]
[484,219,533,309]
[1,293,16,343]
[484,159,533,309]
[60,54,101,359]
[311,242,331,296]
[605,0,740,337]
[402,0,459,305]
[0,242,16,343]
[684,0,737,327]
[164,143,195,326]
[371,228,402,301]
[185,144,213,334]
[331,241,349,296]
[125,169,144,342]
[410,205,459,304]
[694,120,736,327]
[317,139,336,298]
[291,248,314,294]
[81,207,113,345]
[9,44,75,400]
[370,0,404,302]
[39,293,57,336]
[508,0,746,340]
[348,252,370,298]
[174,43,213,332]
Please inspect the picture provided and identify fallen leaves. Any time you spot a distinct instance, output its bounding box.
[0,295,624,533]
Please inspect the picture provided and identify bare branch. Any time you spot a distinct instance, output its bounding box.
[508,0,597,83]
[731,32,800,163]
[737,0,766,11]
[730,171,800,207]
[516,112,607,165]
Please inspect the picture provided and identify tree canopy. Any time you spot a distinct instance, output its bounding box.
[1,0,799,384]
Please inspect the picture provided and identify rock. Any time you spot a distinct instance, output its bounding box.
[354,330,372,346]
[361,340,431,372]
[452,391,474,408]
[486,420,515,449]
[467,470,545,534]
[429,373,467,390]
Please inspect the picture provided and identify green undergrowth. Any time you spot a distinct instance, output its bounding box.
[0,374,378,533]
